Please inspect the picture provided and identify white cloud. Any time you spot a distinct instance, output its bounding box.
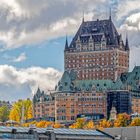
[2,52,27,63]
[129,46,140,71]
[0,0,139,51]
[0,0,109,49]
[13,52,27,62]
[0,65,62,101]
[116,0,140,20]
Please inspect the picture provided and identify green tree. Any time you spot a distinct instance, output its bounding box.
[0,105,10,122]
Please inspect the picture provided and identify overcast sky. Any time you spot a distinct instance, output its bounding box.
[0,0,140,101]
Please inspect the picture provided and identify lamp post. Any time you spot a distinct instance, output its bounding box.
[21,103,24,125]
[81,90,84,115]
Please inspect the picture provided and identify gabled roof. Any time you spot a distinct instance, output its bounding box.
[33,88,54,103]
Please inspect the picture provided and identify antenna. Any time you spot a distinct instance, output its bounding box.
[65,34,68,49]
[134,62,136,67]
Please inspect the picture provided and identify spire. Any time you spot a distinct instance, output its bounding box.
[36,87,41,95]
[65,35,68,49]
[82,11,85,23]
[125,34,129,51]
[109,7,112,21]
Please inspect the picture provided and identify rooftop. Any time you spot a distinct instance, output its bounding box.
[65,17,129,51]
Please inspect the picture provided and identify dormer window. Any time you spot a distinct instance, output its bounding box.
[64,82,68,86]
[92,28,97,32]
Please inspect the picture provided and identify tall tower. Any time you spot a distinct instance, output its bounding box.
[64,16,129,81]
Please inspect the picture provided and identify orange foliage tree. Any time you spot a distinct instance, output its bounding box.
[53,123,62,128]
[114,113,130,127]
[22,120,62,128]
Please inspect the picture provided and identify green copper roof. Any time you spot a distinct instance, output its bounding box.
[120,66,140,91]
[75,80,113,92]
[55,66,140,93]
[55,71,114,92]
[33,66,140,104]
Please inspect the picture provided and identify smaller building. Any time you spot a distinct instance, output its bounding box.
[33,88,55,120]
[0,101,12,110]
[104,126,140,140]
[0,126,114,140]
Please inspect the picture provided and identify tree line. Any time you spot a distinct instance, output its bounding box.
[0,99,140,129]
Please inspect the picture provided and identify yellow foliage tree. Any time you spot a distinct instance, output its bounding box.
[22,120,37,127]
[69,118,95,129]
[84,120,95,129]
[130,117,140,126]
[99,119,112,128]
[69,118,86,129]
[36,121,46,128]
[69,123,77,129]
[36,121,53,128]
[9,99,33,123]
[9,106,20,122]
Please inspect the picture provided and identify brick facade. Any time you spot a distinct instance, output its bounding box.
[64,18,129,81]
[55,91,107,123]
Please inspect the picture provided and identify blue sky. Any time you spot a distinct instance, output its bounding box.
[0,37,69,70]
[0,0,140,101]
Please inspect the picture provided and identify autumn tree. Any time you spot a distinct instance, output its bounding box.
[36,121,53,128]
[114,113,130,127]
[69,118,95,129]
[130,117,140,126]
[53,123,62,128]
[22,120,37,127]
[0,105,10,122]
[99,119,112,128]
[23,99,33,120]
[69,118,86,129]
[9,99,33,123]
[84,120,95,129]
